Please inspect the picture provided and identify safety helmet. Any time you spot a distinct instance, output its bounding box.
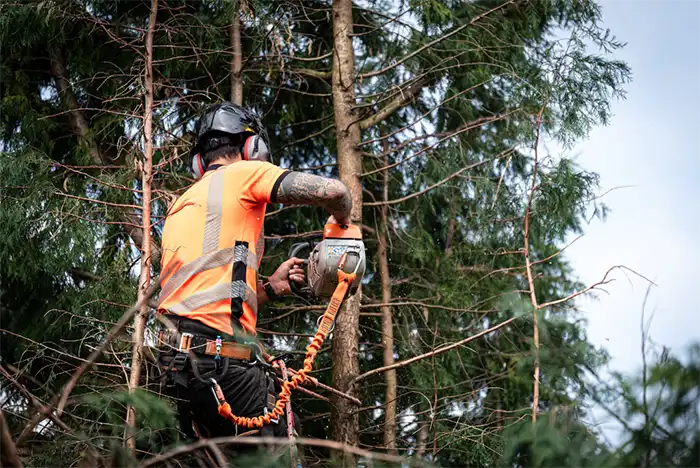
[189,102,271,179]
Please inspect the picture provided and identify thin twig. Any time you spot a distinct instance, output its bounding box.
[359,0,516,79]
[141,436,405,467]
[15,278,161,444]
[351,316,517,386]
[364,158,496,207]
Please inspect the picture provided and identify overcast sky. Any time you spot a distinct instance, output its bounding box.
[553,0,700,435]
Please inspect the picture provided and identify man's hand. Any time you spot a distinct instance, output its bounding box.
[326,214,351,228]
[268,257,306,297]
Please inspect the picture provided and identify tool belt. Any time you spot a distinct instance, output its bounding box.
[155,315,267,377]
[154,316,281,436]
[157,327,262,363]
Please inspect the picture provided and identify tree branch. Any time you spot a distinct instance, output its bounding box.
[359,0,517,79]
[141,436,404,467]
[287,369,362,406]
[48,43,161,267]
[49,47,104,165]
[523,105,545,424]
[364,152,509,207]
[361,112,514,177]
[359,78,427,130]
[0,408,22,468]
[15,278,161,445]
[125,0,158,450]
[536,265,655,310]
[230,3,243,105]
[350,316,517,386]
[293,68,332,80]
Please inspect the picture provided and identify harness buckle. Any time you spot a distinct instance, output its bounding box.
[171,352,189,372]
[178,332,194,352]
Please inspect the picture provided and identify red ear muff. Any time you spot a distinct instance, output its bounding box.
[243,135,270,162]
[191,153,206,179]
[242,137,250,161]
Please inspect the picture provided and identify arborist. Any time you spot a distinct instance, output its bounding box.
[155,101,353,441]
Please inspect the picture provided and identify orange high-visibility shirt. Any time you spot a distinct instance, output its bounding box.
[158,161,288,336]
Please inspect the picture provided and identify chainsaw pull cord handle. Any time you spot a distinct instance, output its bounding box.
[210,251,358,429]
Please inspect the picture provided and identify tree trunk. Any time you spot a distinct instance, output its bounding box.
[330,0,362,462]
[125,0,158,450]
[378,138,397,454]
[444,201,456,257]
[415,419,429,462]
[49,48,103,165]
[230,2,243,105]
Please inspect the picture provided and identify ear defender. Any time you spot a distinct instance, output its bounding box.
[243,135,270,162]
[191,152,206,179]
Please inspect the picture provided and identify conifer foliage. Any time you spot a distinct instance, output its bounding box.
[1,0,696,466]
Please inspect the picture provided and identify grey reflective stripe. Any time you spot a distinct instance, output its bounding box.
[166,281,257,315]
[231,280,258,316]
[202,170,225,254]
[159,247,259,304]
[161,247,234,301]
[167,283,231,314]
[234,244,247,263]
[230,280,247,299]
[234,245,261,268]
[247,251,258,270]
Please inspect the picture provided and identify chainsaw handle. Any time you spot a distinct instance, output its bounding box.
[290,280,309,298]
[288,241,314,299]
[288,241,314,261]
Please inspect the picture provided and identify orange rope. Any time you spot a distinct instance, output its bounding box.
[210,262,356,429]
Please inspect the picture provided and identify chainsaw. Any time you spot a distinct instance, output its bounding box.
[288,223,366,299]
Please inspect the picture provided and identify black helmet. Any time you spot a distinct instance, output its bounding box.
[190,102,272,178]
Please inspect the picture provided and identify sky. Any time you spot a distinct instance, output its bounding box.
[553,0,700,436]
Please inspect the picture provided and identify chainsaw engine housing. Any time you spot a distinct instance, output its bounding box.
[307,224,366,298]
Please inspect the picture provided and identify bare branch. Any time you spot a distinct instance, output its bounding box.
[125,0,158,450]
[359,0,517,79]
[361,113,514,177]
[359,78,427,130]
[286,368,362,406]
[230,5,243,105]
[0,408,22,468]
[536,265,655,310]
[351,316,518,386]
[15,278,160,445]
[141,436,405,467]
[49,48,104,165]
[364,151,510,207]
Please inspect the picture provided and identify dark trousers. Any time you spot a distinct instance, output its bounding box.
[157,317,287,441]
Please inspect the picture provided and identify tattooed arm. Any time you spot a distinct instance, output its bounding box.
[274,172,352,225]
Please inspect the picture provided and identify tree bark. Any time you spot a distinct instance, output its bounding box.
[125,0,158,450]
[49,48,103,165]
[444,201,456,257]
[415,419,428,462]
[330,0,362,463]
[378,136,397,454]
[230,2,243,105]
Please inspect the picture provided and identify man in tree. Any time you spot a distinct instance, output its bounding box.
[156,102,352,440]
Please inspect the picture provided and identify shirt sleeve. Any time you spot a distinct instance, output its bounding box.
[239,161,290,206]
